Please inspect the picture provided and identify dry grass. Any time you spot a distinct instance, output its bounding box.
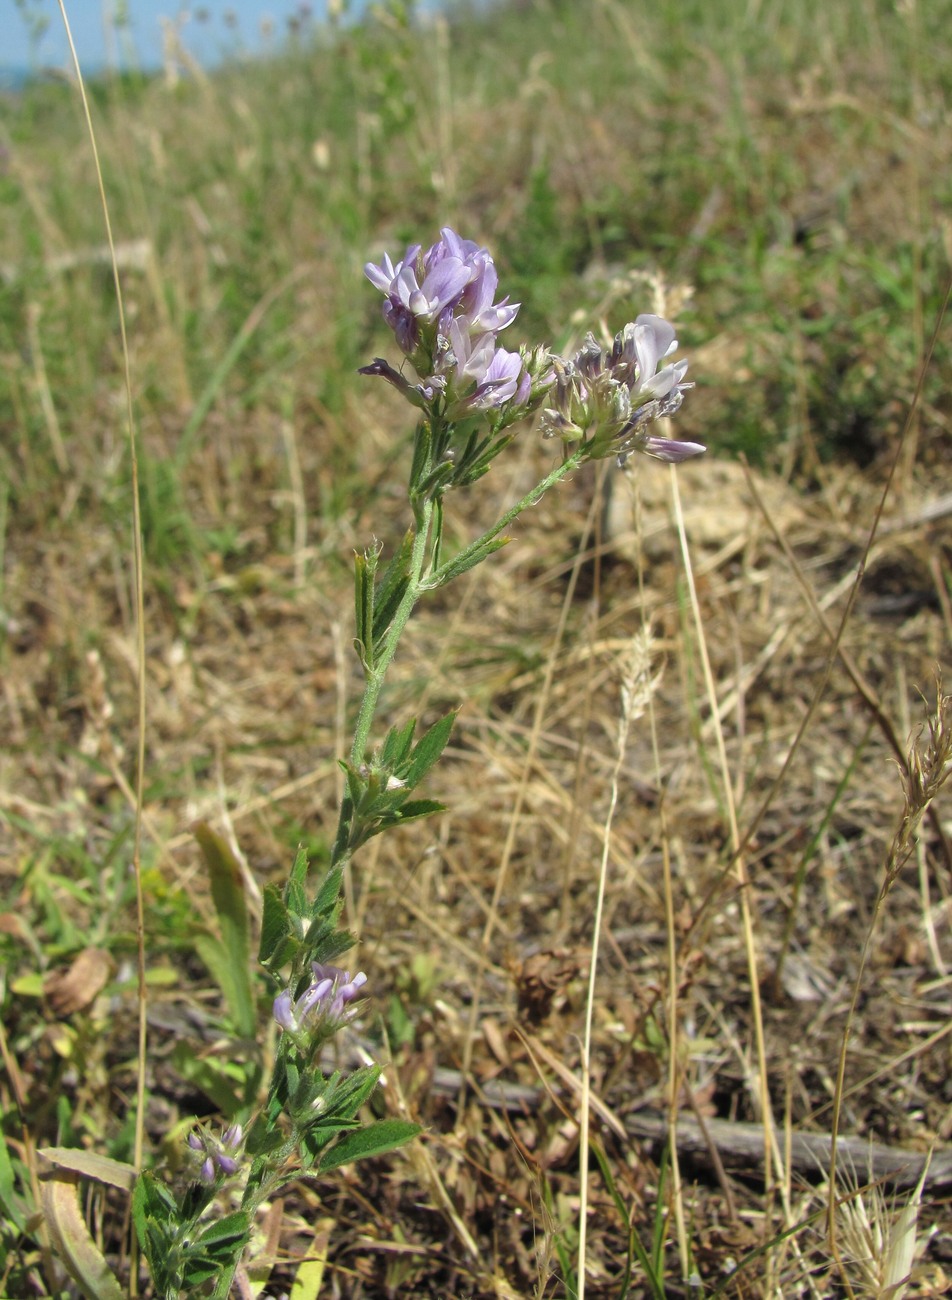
[4,420,952,1294]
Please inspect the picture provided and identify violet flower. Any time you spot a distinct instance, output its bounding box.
[187,1122,244,1184]
[540,315,702,464]
[365,242,473,357]
[273,963,368,1040]
[452,249,519,336]
[440,319,528,415]
[362,227,528,421]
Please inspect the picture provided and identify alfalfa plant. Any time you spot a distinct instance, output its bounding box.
[41,224,701,1298]
[145,230,702,1295]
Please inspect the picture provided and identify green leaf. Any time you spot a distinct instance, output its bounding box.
[404,711,455,789]
[380,717,417,768]
[372,529,414,647]
[0,1132,27,1231]
[453,431,517,488]
[192,822,256,1038]
[428,534,510,589]
[242,1154,273,1200]
[182,1212,251,1290]
[260,884,292,967]
[244,1123,286,1158]
[312,863,344,915]
[300,1121,361,1167]
[362,800,445,840]
[332,796,356,863]
[371,590,407,651]
[179,1178,217,1222]
[375,529,414,607]
[408,420,432,493]
[318,1064,381,1119]
[396,799,447,822]
[182,1260,224,1287]
[317,1120,421,1173]
[192,930,256,1043]
[341,761,365,807]
[414,459,457,500]
[353,548,376,671]
[302,926,354,968]
[287,844,310,913]
[132,1179,170,1289]
[132,1171,177,1242]
[195,1209,252,1249]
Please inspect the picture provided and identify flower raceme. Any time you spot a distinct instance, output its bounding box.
[187,1123,244,1184]
[273,963,368,1044]
[540,317,704,463]
[362,227,702,467]
[363,227,519,360]
[362,227,533,422]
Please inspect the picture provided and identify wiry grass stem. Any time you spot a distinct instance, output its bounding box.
[56,4,148,1290]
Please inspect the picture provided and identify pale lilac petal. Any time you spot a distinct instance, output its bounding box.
[489,347,523,380]
[634,313,677,360]
[632,321,664,387]
[432,227,480,265]
[298,978,334,1019]
[512,367,532,406]
[473,298,520,333]
[364,254,398,293]
[642,436,707,462]
[423,259,472,312]
[459,330,497,383]
[273,990,297,1032]
[479,347,523,400]
[458,254,497,320]
[393,264,424,311]
[640,358,690,401]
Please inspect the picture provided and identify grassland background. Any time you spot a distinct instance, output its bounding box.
[1,0,951,1294]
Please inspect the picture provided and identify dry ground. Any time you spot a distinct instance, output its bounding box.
[3,397,952,1293]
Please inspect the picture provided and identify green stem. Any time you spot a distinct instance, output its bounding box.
[206,450,585,1298]
[423,449,585,591]
[349,494,435,768]
[206,1129,303,1299]
[210,1268,236,1300]
[346,450,582,775]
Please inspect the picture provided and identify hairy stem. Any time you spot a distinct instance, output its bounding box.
[348,494,436,768]
[424,448,584,591]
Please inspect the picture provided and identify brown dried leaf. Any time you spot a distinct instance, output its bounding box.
[513,948,587,1024]
[37,1163,124,1300]
[44,948,114,1017]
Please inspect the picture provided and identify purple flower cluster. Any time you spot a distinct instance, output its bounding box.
[273,963,368,1038]
[187,1123,244,1184]
[362,227,531,419]
[540,316,703,463]
[363,228,702,467]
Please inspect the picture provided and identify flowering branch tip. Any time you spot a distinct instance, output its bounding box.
[364,229,701,475]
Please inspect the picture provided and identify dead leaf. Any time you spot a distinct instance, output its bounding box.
[44,948,114,1017]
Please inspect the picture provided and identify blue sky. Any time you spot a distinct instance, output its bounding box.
[4,1,347,73]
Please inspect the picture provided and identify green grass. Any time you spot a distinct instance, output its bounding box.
[2,0,948,556]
